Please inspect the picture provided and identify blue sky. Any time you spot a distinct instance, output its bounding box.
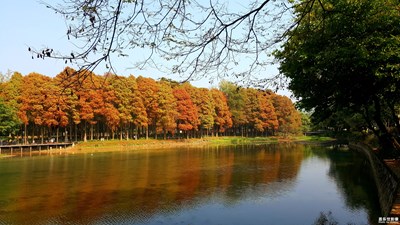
[0,1,69,76]
[0,1,291,96]
[0,1,214,85]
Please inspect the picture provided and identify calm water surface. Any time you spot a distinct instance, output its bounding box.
[0,144,380,225]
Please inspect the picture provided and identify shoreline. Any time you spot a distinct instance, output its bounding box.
[70,136,334,150]
[0,136,335,157]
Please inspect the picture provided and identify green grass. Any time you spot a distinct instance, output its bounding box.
[70,135,335,151]
[201,135,335,145]
[292,136,336,142]
[205,136,279,145]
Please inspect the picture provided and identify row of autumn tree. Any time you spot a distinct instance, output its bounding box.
[0,67,302,143]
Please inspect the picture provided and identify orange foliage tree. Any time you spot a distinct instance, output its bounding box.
[2,67,302,142]
[210,89,232,136]
[242,88,279,136]
[182,84,215,137]
[137,76,159,139]
[173,87,199,139]
[272,94,302,135]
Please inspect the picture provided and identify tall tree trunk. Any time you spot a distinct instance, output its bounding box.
[31,125,35,144]
[74,123,78,142]
[56,127,59,143]
[69,123,72,142]
[24,123,27,144]
[31,124,35,144]
[126,124,129,140]
[83,122,87,142]
[65,128,68,142]
[90,124,94,140]
[41,126,44,144]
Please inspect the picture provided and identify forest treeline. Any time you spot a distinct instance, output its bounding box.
[0,67,303,143]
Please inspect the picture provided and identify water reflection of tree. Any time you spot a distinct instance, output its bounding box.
[0,144,306,224]
[313,147,381,225]
[222,144,305,204]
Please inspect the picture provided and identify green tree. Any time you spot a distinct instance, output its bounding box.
[109,75,146,140]
[275,0,400,155]
[0,100,20,139]
[300,112,312,133]
[156,81,178,139]
[0,71,23,111]
[0,71,22,141]
[219,81,247,136]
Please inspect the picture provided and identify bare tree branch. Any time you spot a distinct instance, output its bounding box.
[29,0,303,86]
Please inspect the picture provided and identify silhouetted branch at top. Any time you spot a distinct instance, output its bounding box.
[28,0,323,86]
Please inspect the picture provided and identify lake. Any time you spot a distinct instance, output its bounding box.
[0,143,380,225]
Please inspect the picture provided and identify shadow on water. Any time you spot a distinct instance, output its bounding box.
[312,211,366,225]
[308,145,381,225]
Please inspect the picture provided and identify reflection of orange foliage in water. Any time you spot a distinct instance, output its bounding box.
[177,150,201,201]
[219,150,235,190]
[256,148,282,183]
[4,145,304,224]
[257,144,305,184]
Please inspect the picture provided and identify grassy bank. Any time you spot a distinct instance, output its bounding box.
[68,136,335,153]
[0,136,335,157]
[206,136,335,144]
